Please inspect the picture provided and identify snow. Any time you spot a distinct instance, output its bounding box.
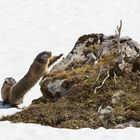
[0,0,140,139]
[0,121,140,140]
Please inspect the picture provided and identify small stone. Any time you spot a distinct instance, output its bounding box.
[98,106,113,119]
[115,120,138,129]
[112,92,120,104]
[86,53,97,63]
[111,90,126,104]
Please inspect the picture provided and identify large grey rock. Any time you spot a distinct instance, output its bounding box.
[51,33,140,72]
[111,90,126,104]
[40,78,72,101]
[51,34,106,72]
[48,79,67,97]
[40,33,140,101]
[115,120,138,129]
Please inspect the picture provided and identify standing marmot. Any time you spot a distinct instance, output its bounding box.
[1,51,63,106]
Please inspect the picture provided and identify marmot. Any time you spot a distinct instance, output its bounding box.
[1,77,16,105]
[1,51,63,106]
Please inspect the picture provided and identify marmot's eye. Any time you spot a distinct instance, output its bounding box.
[4,80,8,84]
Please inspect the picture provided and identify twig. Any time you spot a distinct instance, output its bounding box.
[115,20,122,52]
[72,67,75,72]
[137,70,140,75]
[113,72,117,84]
[94,69,110,94]
[116,20,122,39]
[95,69,109,83]
[97,105,102,113]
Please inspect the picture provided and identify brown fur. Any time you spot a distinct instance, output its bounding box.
[39,53,63,85]
[1,77,16,105]
[3,51,63,106]
[48,54,63,67]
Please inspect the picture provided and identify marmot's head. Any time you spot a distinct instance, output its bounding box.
[2,77,16,88]
[35,51,52,64]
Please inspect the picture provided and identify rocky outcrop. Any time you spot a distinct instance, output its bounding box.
[1,33,140,129]
[51,34,139,72]
[40,33,140,100]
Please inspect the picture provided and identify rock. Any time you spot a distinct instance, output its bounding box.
[112,93,120,104]
[123,43,137,58]
[1,32,140,129]
[98,106,113,119]
[40,78,72,101]
[111,90,126,104]
[126,40,140,54]
[86,52,97,63]
[115,120,138,129]
[40,33,140,102]
[51,33,140,72]
[48,80,67,96]
[120,36,132,43]
[51,34,106,72]
[51,44,85,72]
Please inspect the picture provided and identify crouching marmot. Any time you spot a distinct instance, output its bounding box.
[1,77,16,105]
[1,51,63,106]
